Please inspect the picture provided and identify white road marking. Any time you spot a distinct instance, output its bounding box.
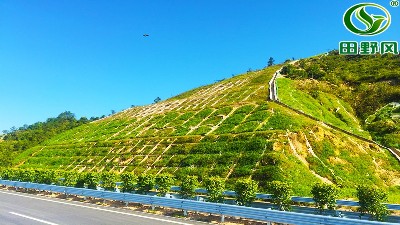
[0,191,193,225]
[9,212,59,225]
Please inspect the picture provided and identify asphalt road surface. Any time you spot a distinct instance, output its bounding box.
[0,190,206,225]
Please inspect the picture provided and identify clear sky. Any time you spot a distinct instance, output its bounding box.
[0,0,398,133]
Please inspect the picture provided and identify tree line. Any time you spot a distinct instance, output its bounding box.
[0,111,97,167]
[0,167,390,221]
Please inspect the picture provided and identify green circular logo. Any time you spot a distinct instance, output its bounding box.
[343,3,391,36]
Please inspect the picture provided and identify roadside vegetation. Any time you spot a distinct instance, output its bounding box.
[0,55,399,204]
[0,167,392,221]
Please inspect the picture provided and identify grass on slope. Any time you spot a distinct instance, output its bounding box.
[277,77,370,138]
[11,65,400,201]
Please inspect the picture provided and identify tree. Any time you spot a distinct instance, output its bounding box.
[62,171,79,187]
[311,183,339,213]
[267,181,292,211]
[234,178,258,206]
[156,173,174,197]
[99,171,118,191]
[57,111,76,120]
[179,175,198,199]
[357,185,389,221]
[267,57,275,67]
[136,174,155,194]
[83,172,99,189]
[154,97,161,103]
[204,177,225,203]
[120,172,136,193]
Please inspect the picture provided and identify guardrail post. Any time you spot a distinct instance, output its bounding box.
[221,214,225,223]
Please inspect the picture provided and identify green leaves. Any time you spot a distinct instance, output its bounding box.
[156,173,174,197]
[234,178,258,206]
[266,181,292,211]
[136,174,155,194]
[120,172,136,193]
[204,177,225,203]
[83,172,99,189]
[357,185,389,221]
[179,175,198,199]
[99,171,118,191]
[311,183,338,213]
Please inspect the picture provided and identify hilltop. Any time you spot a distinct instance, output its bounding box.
[8,54,400,201]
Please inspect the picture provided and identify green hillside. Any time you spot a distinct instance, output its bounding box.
[280,52,400,149]
[10,58,400,201]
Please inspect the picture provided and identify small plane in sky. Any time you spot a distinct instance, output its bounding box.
[143,34,149,37]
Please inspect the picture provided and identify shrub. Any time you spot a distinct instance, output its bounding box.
[156,173,174,197]
[234,178,258,206]
[357,185,389,221]
[0,168,17,180]
[120,172,136,193]
[83,172,99,189]
[179,175,198,199]
[62,171,79,187]
[267,181,292,211]
[99,171,118,191]
[34,169,56,184]
[19,169,35,182]
[204,177,225,203]
[311,183,339,213]
[136,174,155,194]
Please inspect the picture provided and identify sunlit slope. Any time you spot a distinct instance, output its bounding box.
[14,65,400,197]
[276,77,370,138]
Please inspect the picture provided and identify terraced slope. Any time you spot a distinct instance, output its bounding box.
[14,65,400,198]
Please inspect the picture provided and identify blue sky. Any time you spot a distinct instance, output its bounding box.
[0,0,398,132]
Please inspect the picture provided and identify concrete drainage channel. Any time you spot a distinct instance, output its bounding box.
[0,180,397,225]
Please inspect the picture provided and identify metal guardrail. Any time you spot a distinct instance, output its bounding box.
[0,180,396,225]
[171,186,400,211]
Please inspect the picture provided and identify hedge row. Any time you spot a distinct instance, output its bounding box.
[0,168,389,221]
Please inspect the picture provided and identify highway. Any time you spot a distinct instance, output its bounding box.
[0,190,205,225]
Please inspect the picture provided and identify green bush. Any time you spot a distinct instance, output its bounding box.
[266,181,292,211]
[62,171,79,187]
[34,169,56,184]
[179,175,198,199]
[204,177,225,203]
[234,178,258,206]
[136,174,155,194]
[0,168,17,180]
[156,173,174,197]
[311,183,339,213]
[83,172,99,189]
[357,185,389,221]
[120,172,136,192]
[99,171,118,191]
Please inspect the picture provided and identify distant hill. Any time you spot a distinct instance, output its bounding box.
[10,57,400,201]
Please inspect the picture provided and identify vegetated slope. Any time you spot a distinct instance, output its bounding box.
[13,64,400,199]
[0,112,92,167]
[279,52,400,149]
